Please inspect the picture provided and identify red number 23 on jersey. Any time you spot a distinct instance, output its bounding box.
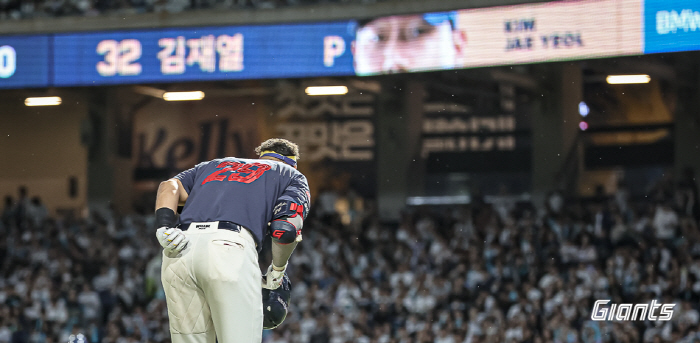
[201,162,271,185]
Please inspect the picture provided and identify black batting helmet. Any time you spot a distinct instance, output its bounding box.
[262,274,292,329]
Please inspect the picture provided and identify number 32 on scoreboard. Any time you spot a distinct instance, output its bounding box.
[96,39,142,77]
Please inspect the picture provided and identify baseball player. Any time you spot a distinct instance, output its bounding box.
[154,138,310,343]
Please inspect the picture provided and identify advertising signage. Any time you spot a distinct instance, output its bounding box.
[644,0,700,54]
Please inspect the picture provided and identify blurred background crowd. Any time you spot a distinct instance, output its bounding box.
[2,169,700,343]
[2,0,699,340]
[0,0,384,20]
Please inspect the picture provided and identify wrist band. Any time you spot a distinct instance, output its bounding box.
[155,207,177,228]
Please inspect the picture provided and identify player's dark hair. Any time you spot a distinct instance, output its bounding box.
[255,138,300,160]
[356,18,373,28]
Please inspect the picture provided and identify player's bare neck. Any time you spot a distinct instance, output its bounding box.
[260,156,281,162]
[260,156,297,169]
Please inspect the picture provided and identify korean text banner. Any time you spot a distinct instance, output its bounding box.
[645,0,700,54]
[0,35,50,89]
[53,22,355,86]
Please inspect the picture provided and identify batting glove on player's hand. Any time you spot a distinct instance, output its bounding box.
[156,227,190,254]
[262,263,287,290]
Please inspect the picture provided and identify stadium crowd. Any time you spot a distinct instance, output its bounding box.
[0,0,384,20]
[1,169,700,343]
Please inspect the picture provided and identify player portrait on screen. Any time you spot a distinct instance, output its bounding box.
[352,11,466,75]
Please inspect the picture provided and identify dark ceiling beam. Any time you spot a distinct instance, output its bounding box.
[0,0,553,35]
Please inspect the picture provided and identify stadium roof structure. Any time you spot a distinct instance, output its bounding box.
[0,0,554,35]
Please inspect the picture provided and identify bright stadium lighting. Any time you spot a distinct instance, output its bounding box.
[162,91,205,101]
[578,101,590,117]
[24,96,62,106]
[305,86,348,96]
[606,75,651,84]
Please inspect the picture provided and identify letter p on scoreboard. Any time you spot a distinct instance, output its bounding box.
[323,36,345,67]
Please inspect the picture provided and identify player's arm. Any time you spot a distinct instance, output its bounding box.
[153,179,189,253]
[154,164,198,253]
[156,179,189,211]
[270,214,303,270]
[154,163,199,225]
[155,179,189,225]
[263,174,310,289]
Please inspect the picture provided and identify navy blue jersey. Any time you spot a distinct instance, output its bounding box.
[173,157,310,247]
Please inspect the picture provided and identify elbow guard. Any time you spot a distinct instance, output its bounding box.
[270,216,302,244]
[273,201,307,220]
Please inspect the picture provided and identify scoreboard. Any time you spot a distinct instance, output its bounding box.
[0,21,355,89]
[1,0,699,89]
[53,22,355,86]
[0,35,50,89]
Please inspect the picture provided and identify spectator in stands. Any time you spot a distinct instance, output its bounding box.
[15,186,30,229]
[1,196,14,229]
[677,167,700,222]
[26,197,49,228]
[654,200,679,243]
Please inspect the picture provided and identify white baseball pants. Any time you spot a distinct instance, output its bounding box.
[161,222,263,343]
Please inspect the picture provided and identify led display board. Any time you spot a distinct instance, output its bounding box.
[53,22,355,86]
[0,0,699,89]
[353,0,644,75]
[0,35,50,89]
[644,0,700,54]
